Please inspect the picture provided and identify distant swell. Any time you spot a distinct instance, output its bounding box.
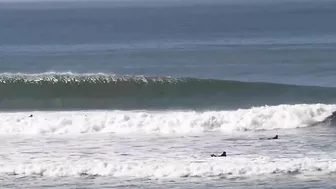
[0,73,336,110]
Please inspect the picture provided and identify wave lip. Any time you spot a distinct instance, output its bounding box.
[0,72,179,83]
[3,157,336,179]
[0,104,334,135]
[0,73,336,110]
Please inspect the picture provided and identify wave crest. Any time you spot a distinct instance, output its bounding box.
[0,73,335,110]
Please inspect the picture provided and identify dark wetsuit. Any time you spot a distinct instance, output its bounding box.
[260,135,278,140]
[311,111,336,126]
[211,151,226,157]
[270,135,278,139]
[321,111,336,124]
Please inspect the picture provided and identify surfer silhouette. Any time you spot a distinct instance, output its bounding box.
[321,111,336,124]
[210,151,226,157]
[271,135,278,139]
[260,135,278,140]
[311,111,336,126]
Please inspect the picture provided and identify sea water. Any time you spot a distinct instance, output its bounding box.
[1,0,336,188]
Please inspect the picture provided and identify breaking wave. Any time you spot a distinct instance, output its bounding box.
[2,157,336,179]
[0,73,336,110]
[0,104,334,135]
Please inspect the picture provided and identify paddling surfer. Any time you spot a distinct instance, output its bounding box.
[210,151,226,157]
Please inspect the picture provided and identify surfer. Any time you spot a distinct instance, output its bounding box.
[29,114,33,118]
[260,135,278,140]
[320,111,336,124]
[310,111,336,126]
[210,151,226,157]
[270,135,278,139]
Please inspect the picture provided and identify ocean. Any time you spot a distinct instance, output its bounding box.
[1,0,336,188]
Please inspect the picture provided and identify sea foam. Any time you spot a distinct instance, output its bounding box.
[2,156,336,179]
[0,104,334,135]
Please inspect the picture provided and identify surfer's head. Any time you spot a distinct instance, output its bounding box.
[332,111,336,116]
[221,151,226,156]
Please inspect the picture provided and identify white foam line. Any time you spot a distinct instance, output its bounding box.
[1,157,336,179]
[0,104,334,135]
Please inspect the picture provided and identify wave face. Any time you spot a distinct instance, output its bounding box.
[0,104,334,135]
[0,73,336,110]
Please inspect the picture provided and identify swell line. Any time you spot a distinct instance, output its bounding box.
[0,73,335,110]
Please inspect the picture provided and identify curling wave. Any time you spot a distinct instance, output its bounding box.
[0,73,336,110]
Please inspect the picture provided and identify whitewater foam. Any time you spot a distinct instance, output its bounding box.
[2,157,336,179]
[0,72,180,84]
[0,104,334,135]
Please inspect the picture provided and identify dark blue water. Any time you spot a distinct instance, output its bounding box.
[1,0,336,110]
[1,0,336,87]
